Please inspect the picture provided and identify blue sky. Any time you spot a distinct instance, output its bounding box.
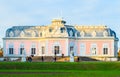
[0,0,120,47]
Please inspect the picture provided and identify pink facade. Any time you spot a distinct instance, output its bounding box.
[3,19,119,59]
[4,38,116,57]
[77,39,114,56]
[5,40,39,56]
[4,38,68,56]
[47,39,67,56]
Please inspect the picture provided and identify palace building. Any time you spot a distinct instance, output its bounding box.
[3,19,119,61]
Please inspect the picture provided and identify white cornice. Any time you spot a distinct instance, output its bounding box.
[3,36,115,40]
[3,37,69,40]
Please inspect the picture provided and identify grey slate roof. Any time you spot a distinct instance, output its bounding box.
[5,20,118,41]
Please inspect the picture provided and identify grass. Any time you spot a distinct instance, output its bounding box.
[0,71,120,77]
[0,62,120,70]
[0,62,120,77]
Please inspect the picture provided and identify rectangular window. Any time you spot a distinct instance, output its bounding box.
[60,27,65,33]
[42,46,45,54]
[31,48,36,54]
[40,33,42,37]
[70,46,74,51]
[9,48,13,54]
[70,46,74,56]
[49,28,52,32]
[20,48,24,55]
[103,43,109,55]
[103,48,108,55]
[54,46,59,54]
[80,43,86,56]
[61,29,64,33]
[92,48,96,55]
[91,44,97,55]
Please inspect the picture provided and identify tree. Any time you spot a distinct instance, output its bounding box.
[0,48,3,57]
[118,49,120,61]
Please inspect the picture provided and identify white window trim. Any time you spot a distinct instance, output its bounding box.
[40,43,46,56]
[90,43,98,55]
[102,43,109,55]
[19,43,25,55]
[8,43,14,55]
[80,31,85,37]
[80,43,86,56]
[52,42,61,56]
[31,43,36,55]
[41,46,45,55]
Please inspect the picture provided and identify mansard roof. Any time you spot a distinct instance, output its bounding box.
[5,19,118,40]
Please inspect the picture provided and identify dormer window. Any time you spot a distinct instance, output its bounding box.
[92,31,96,37]
[77,32,80,37]
[75,32,79,37]
[9,31,14,37]
[70,30,73,37]
[49,28,52,32]
[32,31,36,37]
[80,31,85,37]
[20,31,25,37]
[60,27,65,33]
[103,31,108,37]
[40,32,42,37]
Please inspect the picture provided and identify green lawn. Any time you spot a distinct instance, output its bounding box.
[0,71,120,77]
[0,62,120,77]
